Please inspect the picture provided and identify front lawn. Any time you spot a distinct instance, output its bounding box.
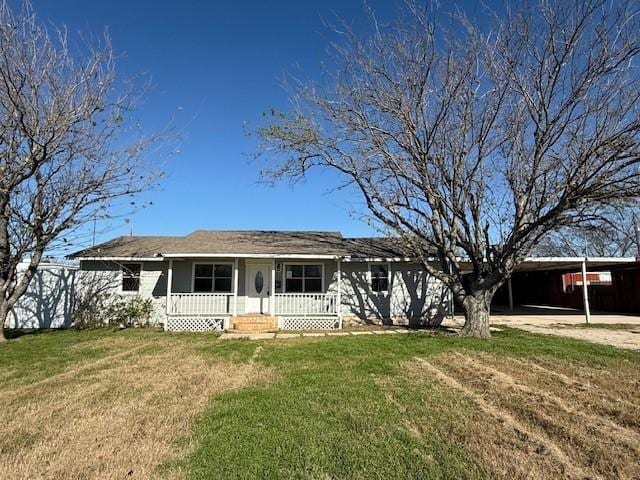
[0,328,638,479]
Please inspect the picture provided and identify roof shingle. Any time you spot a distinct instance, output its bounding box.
[70,230,408,259]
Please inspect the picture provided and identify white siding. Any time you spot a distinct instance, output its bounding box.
[339,261,450,326]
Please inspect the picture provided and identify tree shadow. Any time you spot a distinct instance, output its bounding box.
[9,267,77,329]
[342,267,448,328]
[7,266,121,332]
[4,328,63,340]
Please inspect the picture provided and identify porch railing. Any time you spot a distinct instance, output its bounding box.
[274,293,338,315]
[168,292,338,316]
[168,293,232,315]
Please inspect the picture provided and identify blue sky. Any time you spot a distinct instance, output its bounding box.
[22,0,480,246]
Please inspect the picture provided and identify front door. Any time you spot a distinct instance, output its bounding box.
[246,263,271,314]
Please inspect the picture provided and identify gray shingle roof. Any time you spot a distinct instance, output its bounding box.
[342,237,409,259]
[70,230,409,259]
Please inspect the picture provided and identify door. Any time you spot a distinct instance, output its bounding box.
[246,263,271,313]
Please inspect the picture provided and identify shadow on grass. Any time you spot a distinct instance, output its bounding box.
[4,328,69,340]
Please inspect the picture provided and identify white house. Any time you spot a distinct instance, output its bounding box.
[71,230,451,332]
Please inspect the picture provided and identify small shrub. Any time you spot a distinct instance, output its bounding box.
[73,294,153,329]
[105,296,154,328]
[73,292,110,330]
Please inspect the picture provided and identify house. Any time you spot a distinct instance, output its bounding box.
[70,230,451,331]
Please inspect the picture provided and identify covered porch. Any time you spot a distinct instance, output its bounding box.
[163,255,343,332]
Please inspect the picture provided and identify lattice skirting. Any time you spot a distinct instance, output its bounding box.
[166,316,226,332]
[279,316,339,331]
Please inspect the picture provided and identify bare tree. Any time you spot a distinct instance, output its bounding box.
[535,205,640,257]
[256,0,640,337]
[0,2,165,341]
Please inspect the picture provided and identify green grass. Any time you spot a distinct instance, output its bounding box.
[0,328,117,384]
[0,328,216,385]
[2,327,638,479]
[174,329,640,479]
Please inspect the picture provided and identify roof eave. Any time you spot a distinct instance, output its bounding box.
[75,256,165,261]
[161,252,341,259]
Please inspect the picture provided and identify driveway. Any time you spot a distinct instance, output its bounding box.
[446,306,640,351]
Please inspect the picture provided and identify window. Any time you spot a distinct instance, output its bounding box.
[284,264,323,293]
[193,263,233,293]
[370,264,389,292]
[122,263,141,292]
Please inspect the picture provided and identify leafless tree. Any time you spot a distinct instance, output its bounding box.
[0,2,165,341]
[256,0,640,337]
[535,205,640,257]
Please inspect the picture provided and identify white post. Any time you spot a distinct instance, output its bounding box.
[233,258,239,317]
[507,277,514,312]
[271,258,276,316]
[337,258,342,329]
[165,259,173,331]
[581,258,591,324]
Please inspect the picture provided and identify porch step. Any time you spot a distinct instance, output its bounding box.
[228,314,278,332]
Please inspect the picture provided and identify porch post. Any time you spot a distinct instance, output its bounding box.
[507,277,514,312]
[581,258,591,324]
[337,257,342,329]
[271,258,276,315]
[165,259,173,331]
[233,258,239,317]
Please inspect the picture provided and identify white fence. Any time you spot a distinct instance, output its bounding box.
[7,261,78,329]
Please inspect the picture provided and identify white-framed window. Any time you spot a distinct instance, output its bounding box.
[370,263,389,293]
[121,263,141,293]
[192,263,233,293]
[284,263,323,293]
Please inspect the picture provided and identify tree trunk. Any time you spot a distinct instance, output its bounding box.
[0,301,8,342]
[460,291,492,338]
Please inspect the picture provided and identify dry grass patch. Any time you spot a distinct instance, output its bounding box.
[403,351,640,480]
[0,338,273,480]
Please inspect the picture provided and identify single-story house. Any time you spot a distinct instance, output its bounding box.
[70,230,639,332]
[71,230,451,331]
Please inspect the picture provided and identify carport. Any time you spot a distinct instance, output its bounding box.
[491,257,640,322]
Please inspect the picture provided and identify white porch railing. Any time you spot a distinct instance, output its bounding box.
[168,293,232,315]
[274,293,338,316]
